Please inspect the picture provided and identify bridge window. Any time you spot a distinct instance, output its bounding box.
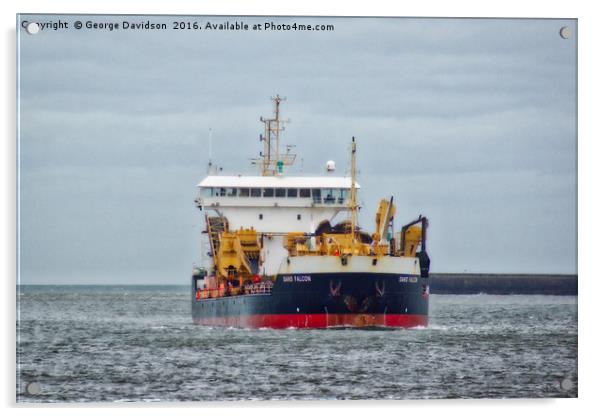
[201,188,212,197]
[250,188,261,197]
[239,188,250,197]
[287,188,298,197]
[312,189,321,203]
[263,188,274,197]
[275,188,286,197]
[226,188,237,197]
[324,189,336,204]
[218,188,226,197]
[300,188,310,198]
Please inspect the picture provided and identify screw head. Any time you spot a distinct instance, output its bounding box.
[26,22,40,35]
[560,378,574,391]
[559,26,571,39]
[25,381,41,395]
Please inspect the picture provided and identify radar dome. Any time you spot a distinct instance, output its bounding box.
[326,160,336,172]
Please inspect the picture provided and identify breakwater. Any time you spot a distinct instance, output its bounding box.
[429,273,577,295]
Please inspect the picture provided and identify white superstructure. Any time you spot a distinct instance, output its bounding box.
[196,175,360,275]
[196,175,359,232]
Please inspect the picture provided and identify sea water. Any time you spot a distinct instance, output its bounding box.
[16,285,577,402]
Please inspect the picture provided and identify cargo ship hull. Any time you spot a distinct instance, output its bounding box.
[191,271,429,329]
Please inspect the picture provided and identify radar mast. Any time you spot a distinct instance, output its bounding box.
[252,95,296,176]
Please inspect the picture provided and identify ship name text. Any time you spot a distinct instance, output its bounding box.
[282,275,312,283]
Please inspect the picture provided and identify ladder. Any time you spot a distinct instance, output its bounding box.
[205,214,229,258]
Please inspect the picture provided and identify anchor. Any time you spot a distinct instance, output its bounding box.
[329,279,341,297]
[375,280,385,297]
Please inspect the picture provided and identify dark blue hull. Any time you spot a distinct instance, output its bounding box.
[191,272,429,328]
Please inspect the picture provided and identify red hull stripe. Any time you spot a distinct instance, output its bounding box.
[192,313,427,328]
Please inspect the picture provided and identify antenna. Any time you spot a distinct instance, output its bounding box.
[209,128,213,160]
[207,128,214,174]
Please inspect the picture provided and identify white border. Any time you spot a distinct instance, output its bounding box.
[4,1,599,414]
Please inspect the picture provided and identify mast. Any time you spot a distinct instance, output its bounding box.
[252,95,296,176]
[274,95,281,165]
[350,137,357,244]
[206,128,213,174]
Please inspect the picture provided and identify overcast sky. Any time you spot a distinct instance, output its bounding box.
[17,15,577,284]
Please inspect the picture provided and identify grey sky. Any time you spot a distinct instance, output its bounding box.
[17,16,577,284]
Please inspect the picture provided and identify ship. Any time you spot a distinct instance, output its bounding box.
[191,96,430,328]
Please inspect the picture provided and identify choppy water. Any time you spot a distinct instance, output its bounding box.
[16,285,577,402]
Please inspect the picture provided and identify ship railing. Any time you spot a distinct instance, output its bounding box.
[244,281,274,295]
[196,281,274,300]
[312,196,347,205]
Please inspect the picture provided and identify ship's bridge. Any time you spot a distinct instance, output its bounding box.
[196,175,360,235]
[196,175,359,208]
